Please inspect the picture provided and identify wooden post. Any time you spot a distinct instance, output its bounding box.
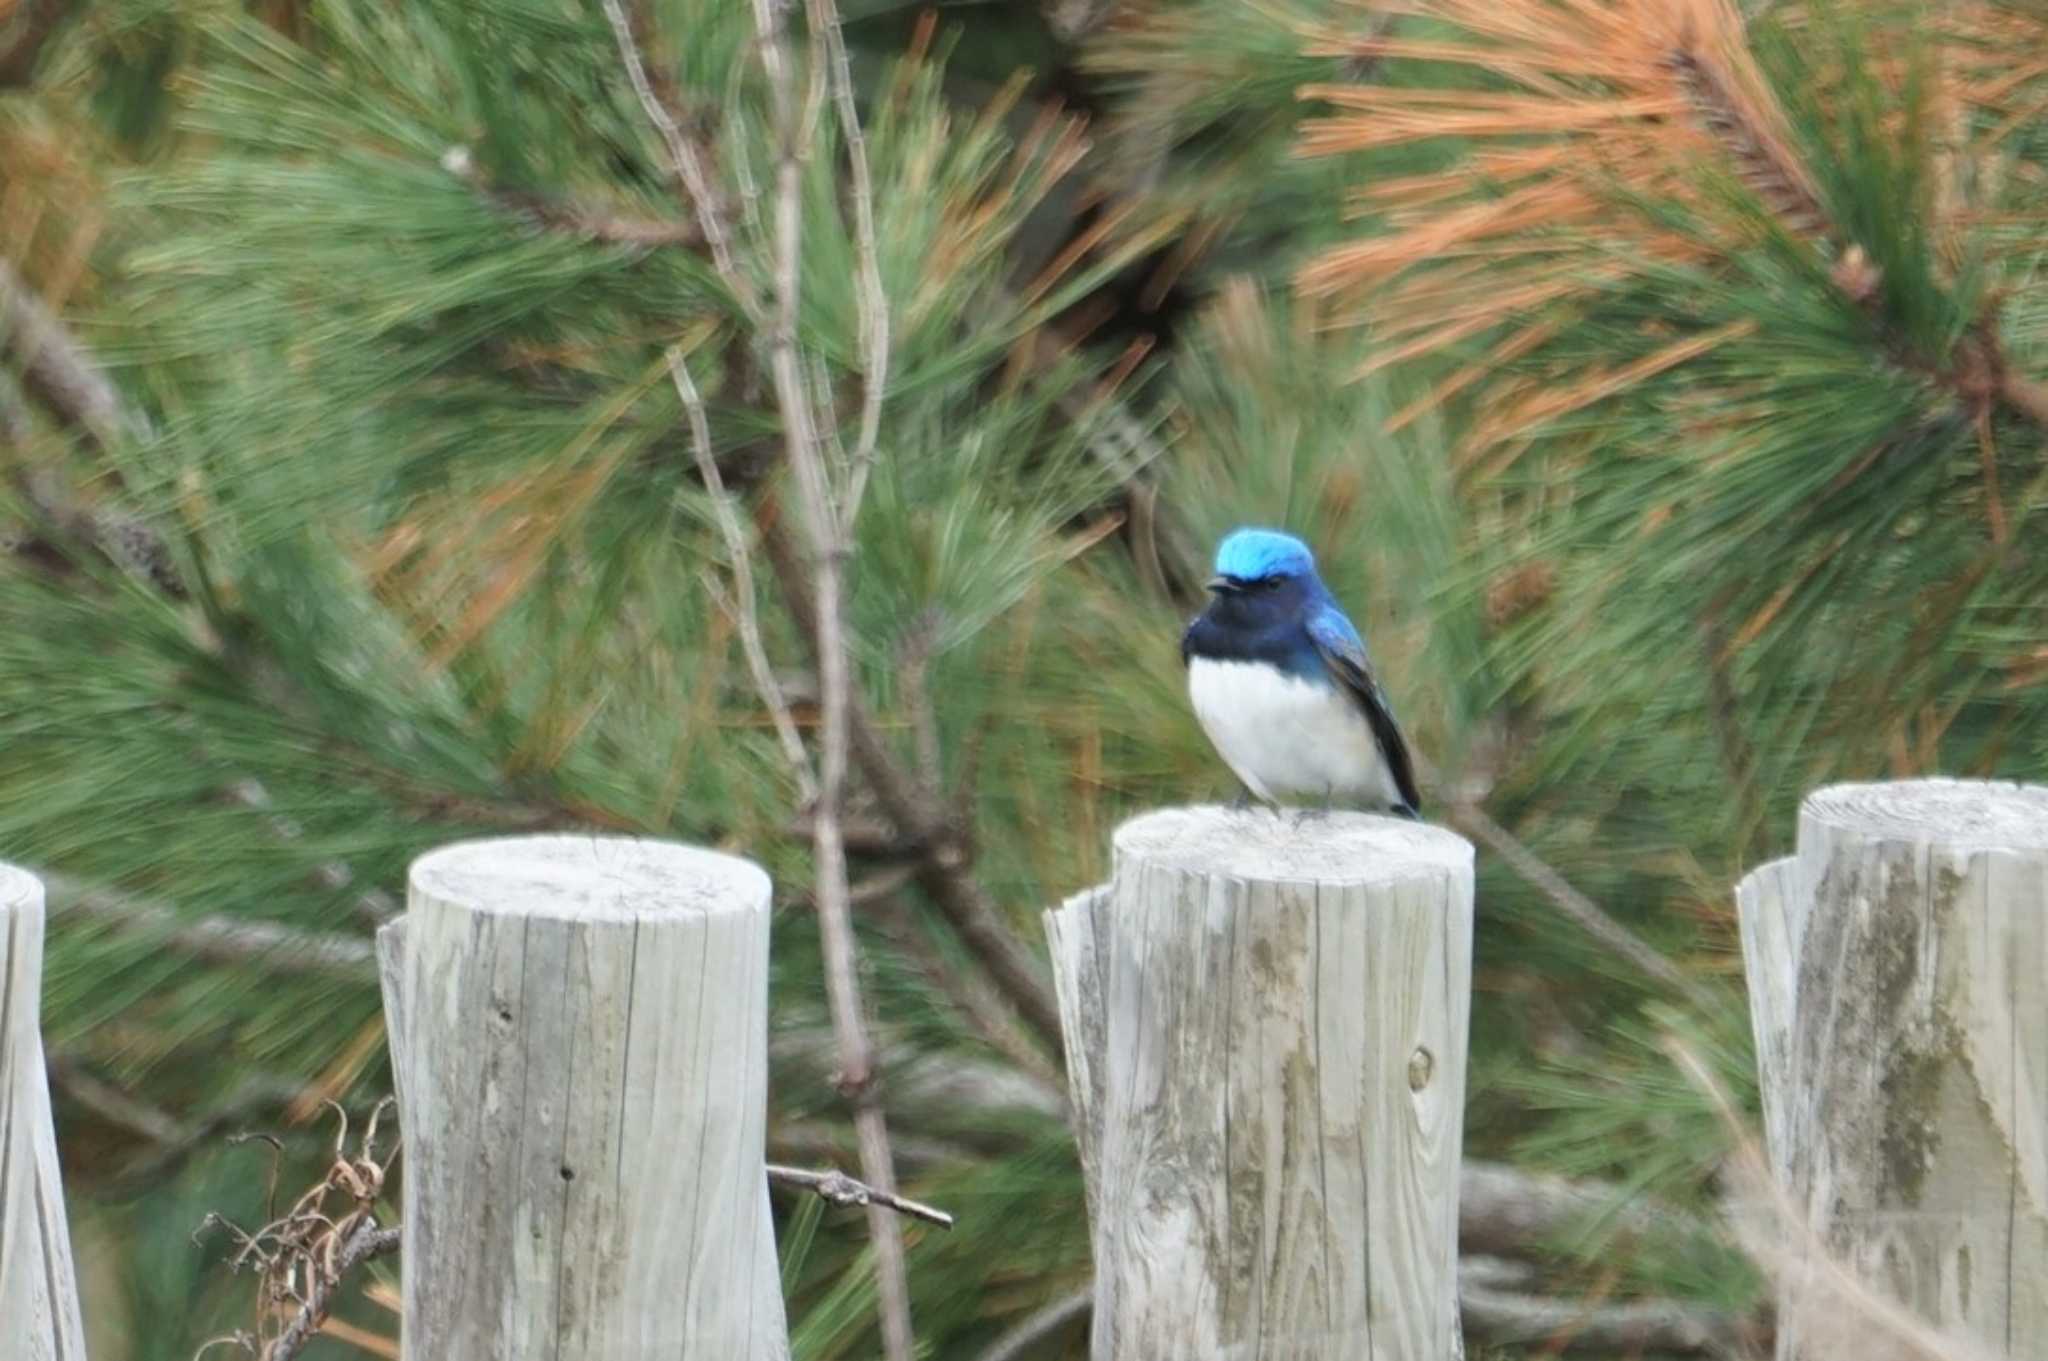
[1738,779,2048,1356]
[1046,808,1475,1359]
[1,863,88,1360]
[382,834,789,1359]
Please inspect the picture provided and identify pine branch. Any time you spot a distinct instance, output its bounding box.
[1664,47,1831,246]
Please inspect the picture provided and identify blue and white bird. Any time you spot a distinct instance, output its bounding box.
[1181,528,1421,818]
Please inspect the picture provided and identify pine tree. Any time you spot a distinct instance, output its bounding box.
[5,0,2041,1356]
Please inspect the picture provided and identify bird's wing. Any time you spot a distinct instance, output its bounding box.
[1307,606,1423,816]
[1180,615,1199,666]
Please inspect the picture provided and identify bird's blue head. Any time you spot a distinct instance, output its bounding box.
[1210,528,1316,593]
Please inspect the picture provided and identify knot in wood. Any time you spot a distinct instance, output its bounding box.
[830,1063,876,1101]
[1408,1046,1434,1091]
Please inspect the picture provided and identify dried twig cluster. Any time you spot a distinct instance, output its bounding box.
[191,1099,401,1361]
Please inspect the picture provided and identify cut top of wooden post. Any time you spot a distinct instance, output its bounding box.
[1800,777,2048,852]
[408,833,772,923]
[1113,804,1473,885]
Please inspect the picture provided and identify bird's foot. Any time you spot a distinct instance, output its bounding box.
[1291,804,1332,829]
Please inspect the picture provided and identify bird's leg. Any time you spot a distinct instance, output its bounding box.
[1293,786,1336,828]
[1229,787,1255,813]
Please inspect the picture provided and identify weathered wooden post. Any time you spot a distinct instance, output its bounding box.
[1,863,88,1359]
[1046,808,1475,1359]
[1738,779,2048,1356]
[379,835,789,1359]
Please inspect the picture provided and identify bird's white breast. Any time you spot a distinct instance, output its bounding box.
[1187,657,1400,808]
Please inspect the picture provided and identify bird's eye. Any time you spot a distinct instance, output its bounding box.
[1255,576,1282,593]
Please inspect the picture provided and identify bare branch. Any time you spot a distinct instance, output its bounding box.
[0,256,150,452]
[872,892,1064,1094]
[1459,1278,1759,1355]
[598,0,758,318]
[1441,797,1723,1016]
[47,1055,189,1146]
[1458,1159,1716,1260]
[803,0,889,531]
[757,506,1066,1049]
[226,778,399,927]
[766,1163,954,1229]
[972,1286,1092,1361]
[897,609,946,792]
[670,347,817,798]
[749,0,914,1351]
[44,873,377,983]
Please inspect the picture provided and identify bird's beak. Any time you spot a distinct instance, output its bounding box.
[1206,576,1234,595]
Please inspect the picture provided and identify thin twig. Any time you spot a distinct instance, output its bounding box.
[47,1056,189,1146]
[599,0,758,319]
[750,0,916,1352]
[44,873,377,982]
[872,893,1066,1095]
[1443,799,1723,1016]
[972,1286,1092,1361]
[766,1163,955,1228]
[898,609,947,792]
[1665,1034,1993,1361]
[440,144,701,248]
[669,347,817,798]
[805,0,890,532]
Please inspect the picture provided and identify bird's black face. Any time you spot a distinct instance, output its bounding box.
[1203,570,1313,627]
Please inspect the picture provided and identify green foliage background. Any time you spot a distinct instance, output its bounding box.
[1,0,2043,1356]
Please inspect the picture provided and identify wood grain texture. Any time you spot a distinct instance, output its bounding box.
[1046,807,1474,1359]
[385,835,789,1359]
[1738,779,2048,1358]
[0,863,87,1360]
